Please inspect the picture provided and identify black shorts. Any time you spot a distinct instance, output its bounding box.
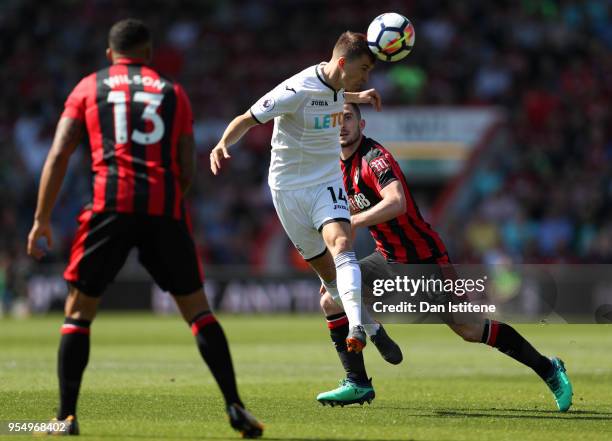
[64,210,203,297]
[360,251,468,324]
[360,251,456,287]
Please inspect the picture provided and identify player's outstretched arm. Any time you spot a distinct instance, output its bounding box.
[352,180,406,229]
[28,117,84,259]
[210,111,259,175]
[344,89,382,111]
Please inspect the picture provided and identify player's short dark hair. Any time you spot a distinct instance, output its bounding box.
[333,31,376,64]
[108,19,151,53]
[346,102,362,120]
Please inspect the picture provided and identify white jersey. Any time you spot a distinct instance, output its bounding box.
[250,64,345,190]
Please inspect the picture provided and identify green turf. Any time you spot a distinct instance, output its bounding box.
[1,314,611,440]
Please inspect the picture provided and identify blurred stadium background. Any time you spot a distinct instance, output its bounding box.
[0,0,611,316]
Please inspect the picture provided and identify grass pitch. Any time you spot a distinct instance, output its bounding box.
[1,314,611,440]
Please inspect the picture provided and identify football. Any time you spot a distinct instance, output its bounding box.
[367,12,415,62]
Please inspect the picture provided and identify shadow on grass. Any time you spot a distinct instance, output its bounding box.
[433,409,610,421]
[364,405,612,421]
[262,438,417,441]
[87,437,414,441]
[496,408,612,416]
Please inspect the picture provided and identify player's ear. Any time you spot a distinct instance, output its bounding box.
[338,57,346,70]
[106,48,113,62]
[360,119,366,131]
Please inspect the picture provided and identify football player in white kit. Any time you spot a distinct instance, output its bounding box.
[210,32,383,352]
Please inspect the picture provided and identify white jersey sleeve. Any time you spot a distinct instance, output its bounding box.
[250,82,305,124]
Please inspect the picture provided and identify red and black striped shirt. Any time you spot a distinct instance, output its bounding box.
[341,137,448,263]
[61,58,192,219]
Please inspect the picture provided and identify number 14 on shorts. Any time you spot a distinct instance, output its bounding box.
[327,186,348,210]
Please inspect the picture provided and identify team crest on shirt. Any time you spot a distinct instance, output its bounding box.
[258,96,275,113]
[369,157,391,178]
[354,166,360,186]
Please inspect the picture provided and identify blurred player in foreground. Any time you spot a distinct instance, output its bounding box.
[27,19,262,438]
[210,31,398,355]
[316,103,573,412]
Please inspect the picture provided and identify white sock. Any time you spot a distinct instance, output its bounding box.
[334,251,362,327]
[322,277,380,337]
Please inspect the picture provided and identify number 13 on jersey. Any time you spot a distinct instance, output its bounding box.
[107,91,165,145]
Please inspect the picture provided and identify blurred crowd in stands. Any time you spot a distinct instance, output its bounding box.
[1,0,610,308]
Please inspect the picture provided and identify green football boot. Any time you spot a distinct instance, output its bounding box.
[544,357,573,412]
[316,379,375,407]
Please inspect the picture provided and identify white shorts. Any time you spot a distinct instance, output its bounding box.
[271,178,350,260]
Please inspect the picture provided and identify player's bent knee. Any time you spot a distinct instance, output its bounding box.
[327,236,351,256]
[335,237,351,253]
[321,222,352,256]
[64,286,101,321]
[172,288,211,323]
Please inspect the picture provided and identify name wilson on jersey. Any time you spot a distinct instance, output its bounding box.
[103,74,166,91]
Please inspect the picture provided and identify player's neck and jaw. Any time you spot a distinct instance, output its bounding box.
[340,133,362,161]
[321,59,343,91]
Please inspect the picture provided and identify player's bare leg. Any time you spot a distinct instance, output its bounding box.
[51,286,101,434]
[64,286,101,321]
[447,319,553,371]
[313,221,365,352]
[173,289,263,438]
[172,288,211,322]
[320,290,344,316]
[447,319,572,411]
[308,249,365,352]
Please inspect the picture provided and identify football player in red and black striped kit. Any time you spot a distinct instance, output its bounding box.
[27,19,262,438]
[316,103,573,412]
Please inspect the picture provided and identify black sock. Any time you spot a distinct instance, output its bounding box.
[481,319,553,380]
[57,318,91,419]
[191,312,242,407]
[327,313,369,384]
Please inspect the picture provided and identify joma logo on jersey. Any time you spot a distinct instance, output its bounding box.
[310,99,329,106]
[314,112,342,129]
